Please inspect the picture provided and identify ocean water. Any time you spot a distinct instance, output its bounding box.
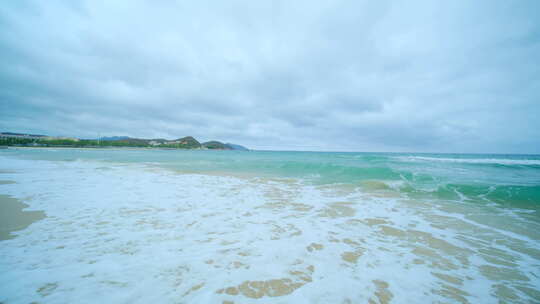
[0,148,539,303]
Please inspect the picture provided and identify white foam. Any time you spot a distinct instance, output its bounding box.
[399,156,540,165]
[0,154,538,303]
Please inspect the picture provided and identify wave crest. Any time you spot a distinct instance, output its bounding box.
[399,156,540,166]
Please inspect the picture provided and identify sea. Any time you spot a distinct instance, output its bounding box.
[0,148,539,303]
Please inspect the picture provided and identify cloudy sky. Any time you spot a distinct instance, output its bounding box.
[1,0,539,153]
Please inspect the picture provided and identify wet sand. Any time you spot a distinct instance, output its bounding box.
[0,180,16,185]
[0,153,539,303]
[0,194,45,240]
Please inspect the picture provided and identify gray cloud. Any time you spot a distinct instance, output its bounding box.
[1,0,539,152]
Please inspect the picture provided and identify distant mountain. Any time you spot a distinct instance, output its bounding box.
[171,136,201,149]
[3,131,248,150]
[202,141,232,150]
[225,143,249,151]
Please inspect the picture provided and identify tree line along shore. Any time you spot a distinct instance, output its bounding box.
[0,135,248,150]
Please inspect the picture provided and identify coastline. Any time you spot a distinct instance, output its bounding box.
[1,146,225,151]
[0,150,538,303]
[0,133,246,151]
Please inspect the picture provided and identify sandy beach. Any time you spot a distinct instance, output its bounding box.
[0,149,539,303]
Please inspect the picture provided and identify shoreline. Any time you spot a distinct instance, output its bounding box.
[0,152,538,303]
[0,146,234,151]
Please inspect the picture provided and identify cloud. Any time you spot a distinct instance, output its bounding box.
[1,0,539,152]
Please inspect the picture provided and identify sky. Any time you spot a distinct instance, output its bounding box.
[1,0,539,153]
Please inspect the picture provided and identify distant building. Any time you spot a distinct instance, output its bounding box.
[0,132,47,140]
[0,132,79,141]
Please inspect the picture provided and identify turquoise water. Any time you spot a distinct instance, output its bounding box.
[1,148,539,303]
[5,148,540,210]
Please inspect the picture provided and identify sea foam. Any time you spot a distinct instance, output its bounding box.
[0,155,538,303]
[399,156,540,166]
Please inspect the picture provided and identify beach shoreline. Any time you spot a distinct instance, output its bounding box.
[0,150,538,303]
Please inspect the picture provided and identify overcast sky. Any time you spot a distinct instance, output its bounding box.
[1,0,539,153]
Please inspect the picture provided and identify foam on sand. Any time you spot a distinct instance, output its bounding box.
[0,155,538,303]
